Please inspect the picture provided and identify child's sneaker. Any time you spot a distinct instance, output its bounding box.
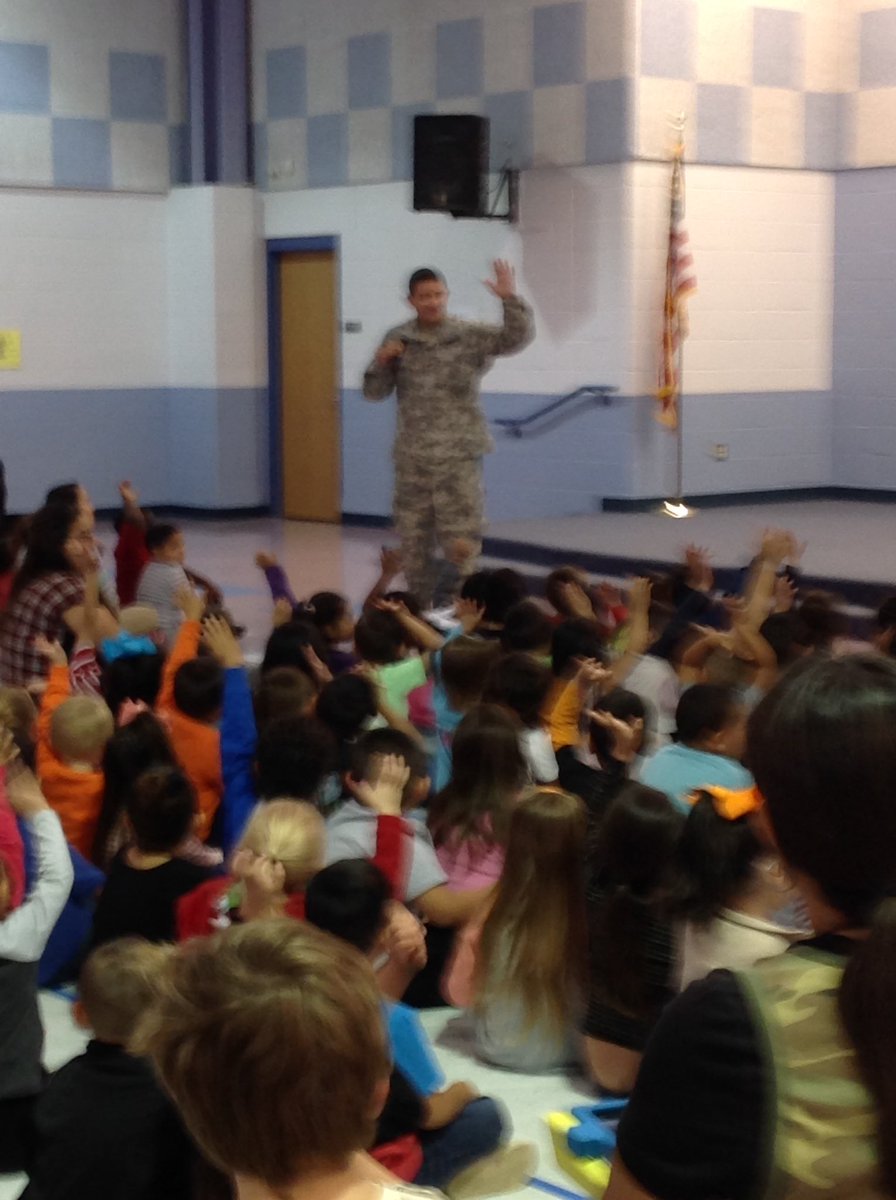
[445,1142,537,1200]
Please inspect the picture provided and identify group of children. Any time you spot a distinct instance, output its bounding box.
[2,477,896,1200]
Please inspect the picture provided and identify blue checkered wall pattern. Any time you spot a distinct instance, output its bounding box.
[253,0,892,192]
[0,39,185,191]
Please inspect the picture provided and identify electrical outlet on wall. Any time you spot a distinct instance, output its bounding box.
[712,443,729,461]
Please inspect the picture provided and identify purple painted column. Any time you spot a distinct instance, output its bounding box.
[185,0,250,183]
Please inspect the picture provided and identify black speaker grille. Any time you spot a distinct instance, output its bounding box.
[413,114,489,218]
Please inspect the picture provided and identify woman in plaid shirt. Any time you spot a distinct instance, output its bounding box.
[0,504,96,687]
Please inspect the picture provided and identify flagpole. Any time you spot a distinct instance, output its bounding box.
[661,112,693,520]
[674,335,684,508]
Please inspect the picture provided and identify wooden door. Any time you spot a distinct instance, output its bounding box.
[279,250,340,521]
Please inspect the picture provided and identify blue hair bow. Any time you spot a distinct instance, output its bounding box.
[101,633,157,662]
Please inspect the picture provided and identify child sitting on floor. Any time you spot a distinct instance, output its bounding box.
[428,705,527,893]
[444,786,586,1072]
[34,637,114,860]
[327,728,494,928]
[485,652,558,783]
[637,683,752,812]
[135,524,190,649]
[430,632,499,793]
[0,756,73,1175]
[177,798,325,936]
[23,938,195,1200]
[90,765,219,946]
[673,785,806,989]
[155,588,223,841]
[306,859,534,1194]
[137,919,506,1200]
[584,781,683,1094]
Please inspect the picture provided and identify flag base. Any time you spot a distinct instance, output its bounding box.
[660,499,695,519]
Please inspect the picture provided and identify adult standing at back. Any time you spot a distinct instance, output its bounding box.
[363,261,535,606]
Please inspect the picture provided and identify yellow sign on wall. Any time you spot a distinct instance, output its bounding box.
[0,330,22,370]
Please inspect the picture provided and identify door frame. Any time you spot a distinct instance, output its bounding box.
[266,235,341,517]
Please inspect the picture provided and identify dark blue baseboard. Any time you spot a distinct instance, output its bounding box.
[341,512,391,528]
[602,486,896,513]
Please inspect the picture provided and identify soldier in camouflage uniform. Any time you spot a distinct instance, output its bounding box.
[362,261,535,605]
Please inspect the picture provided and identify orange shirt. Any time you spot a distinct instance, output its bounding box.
[157,620,222,841]
[544,676,581,752]
[37,665,104,859]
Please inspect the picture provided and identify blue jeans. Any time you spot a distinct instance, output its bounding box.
[415,1096,505,1189]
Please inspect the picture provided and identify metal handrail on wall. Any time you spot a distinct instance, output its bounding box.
[492,385,619,438]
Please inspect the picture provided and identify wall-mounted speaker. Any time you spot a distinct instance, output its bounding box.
[413,114,489,219]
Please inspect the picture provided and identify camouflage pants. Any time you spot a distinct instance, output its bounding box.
[394,455,483,606]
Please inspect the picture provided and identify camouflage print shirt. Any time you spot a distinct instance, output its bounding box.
[362,296,535,463]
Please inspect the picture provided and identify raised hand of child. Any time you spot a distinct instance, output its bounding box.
[373,596,406,617]
[759,527,792,566]
[692,624,736,655]
[32,636,68,668]
[174,585,205,623]
[352,753,409,816]
[301,644,333,685]
[118,480,139,508]
[574,657,610,697]
[232,849,286,920]
[254,550,278,571]
[773,574,797,614]
[587,709,644,763]
[202,615,244,669]
[271,597,294,629]
[627,576,653,612]
[683,544,714,592]
[558,580,594,619]
[455,596,485,632]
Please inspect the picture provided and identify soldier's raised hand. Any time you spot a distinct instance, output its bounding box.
[484,259,517,300]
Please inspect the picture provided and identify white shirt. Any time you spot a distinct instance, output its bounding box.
[0,810,73,963]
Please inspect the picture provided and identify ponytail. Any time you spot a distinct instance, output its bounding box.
[839,898,896,1195]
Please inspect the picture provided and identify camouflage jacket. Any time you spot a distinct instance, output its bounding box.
[736,944,883,1200]
[362,296,535,462]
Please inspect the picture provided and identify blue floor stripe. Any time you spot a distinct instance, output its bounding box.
[528,1176,591,1200]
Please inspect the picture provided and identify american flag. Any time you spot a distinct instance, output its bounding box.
[656,147,697,430]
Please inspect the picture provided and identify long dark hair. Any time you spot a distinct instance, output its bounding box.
[748,654,896,1193]
[428,703,526,850]
[588,782,683,1018]
[9,503,78,598]
[673,791,762,925]
[94,712,177,866]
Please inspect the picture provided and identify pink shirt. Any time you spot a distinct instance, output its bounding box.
[435,836,504,892]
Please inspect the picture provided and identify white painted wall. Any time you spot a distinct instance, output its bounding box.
[0,189,169,388]
[264,166,631,396]
[627,163,835,397]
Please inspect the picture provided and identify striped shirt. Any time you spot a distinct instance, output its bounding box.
[135,561,189,650]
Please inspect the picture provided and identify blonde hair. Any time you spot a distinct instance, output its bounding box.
[79,937,172,1044]
[0,688,37,738]
[477,787,587,1035]
[51,696,114,763]
[238,799,325,893]
[134,920,390,1189]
